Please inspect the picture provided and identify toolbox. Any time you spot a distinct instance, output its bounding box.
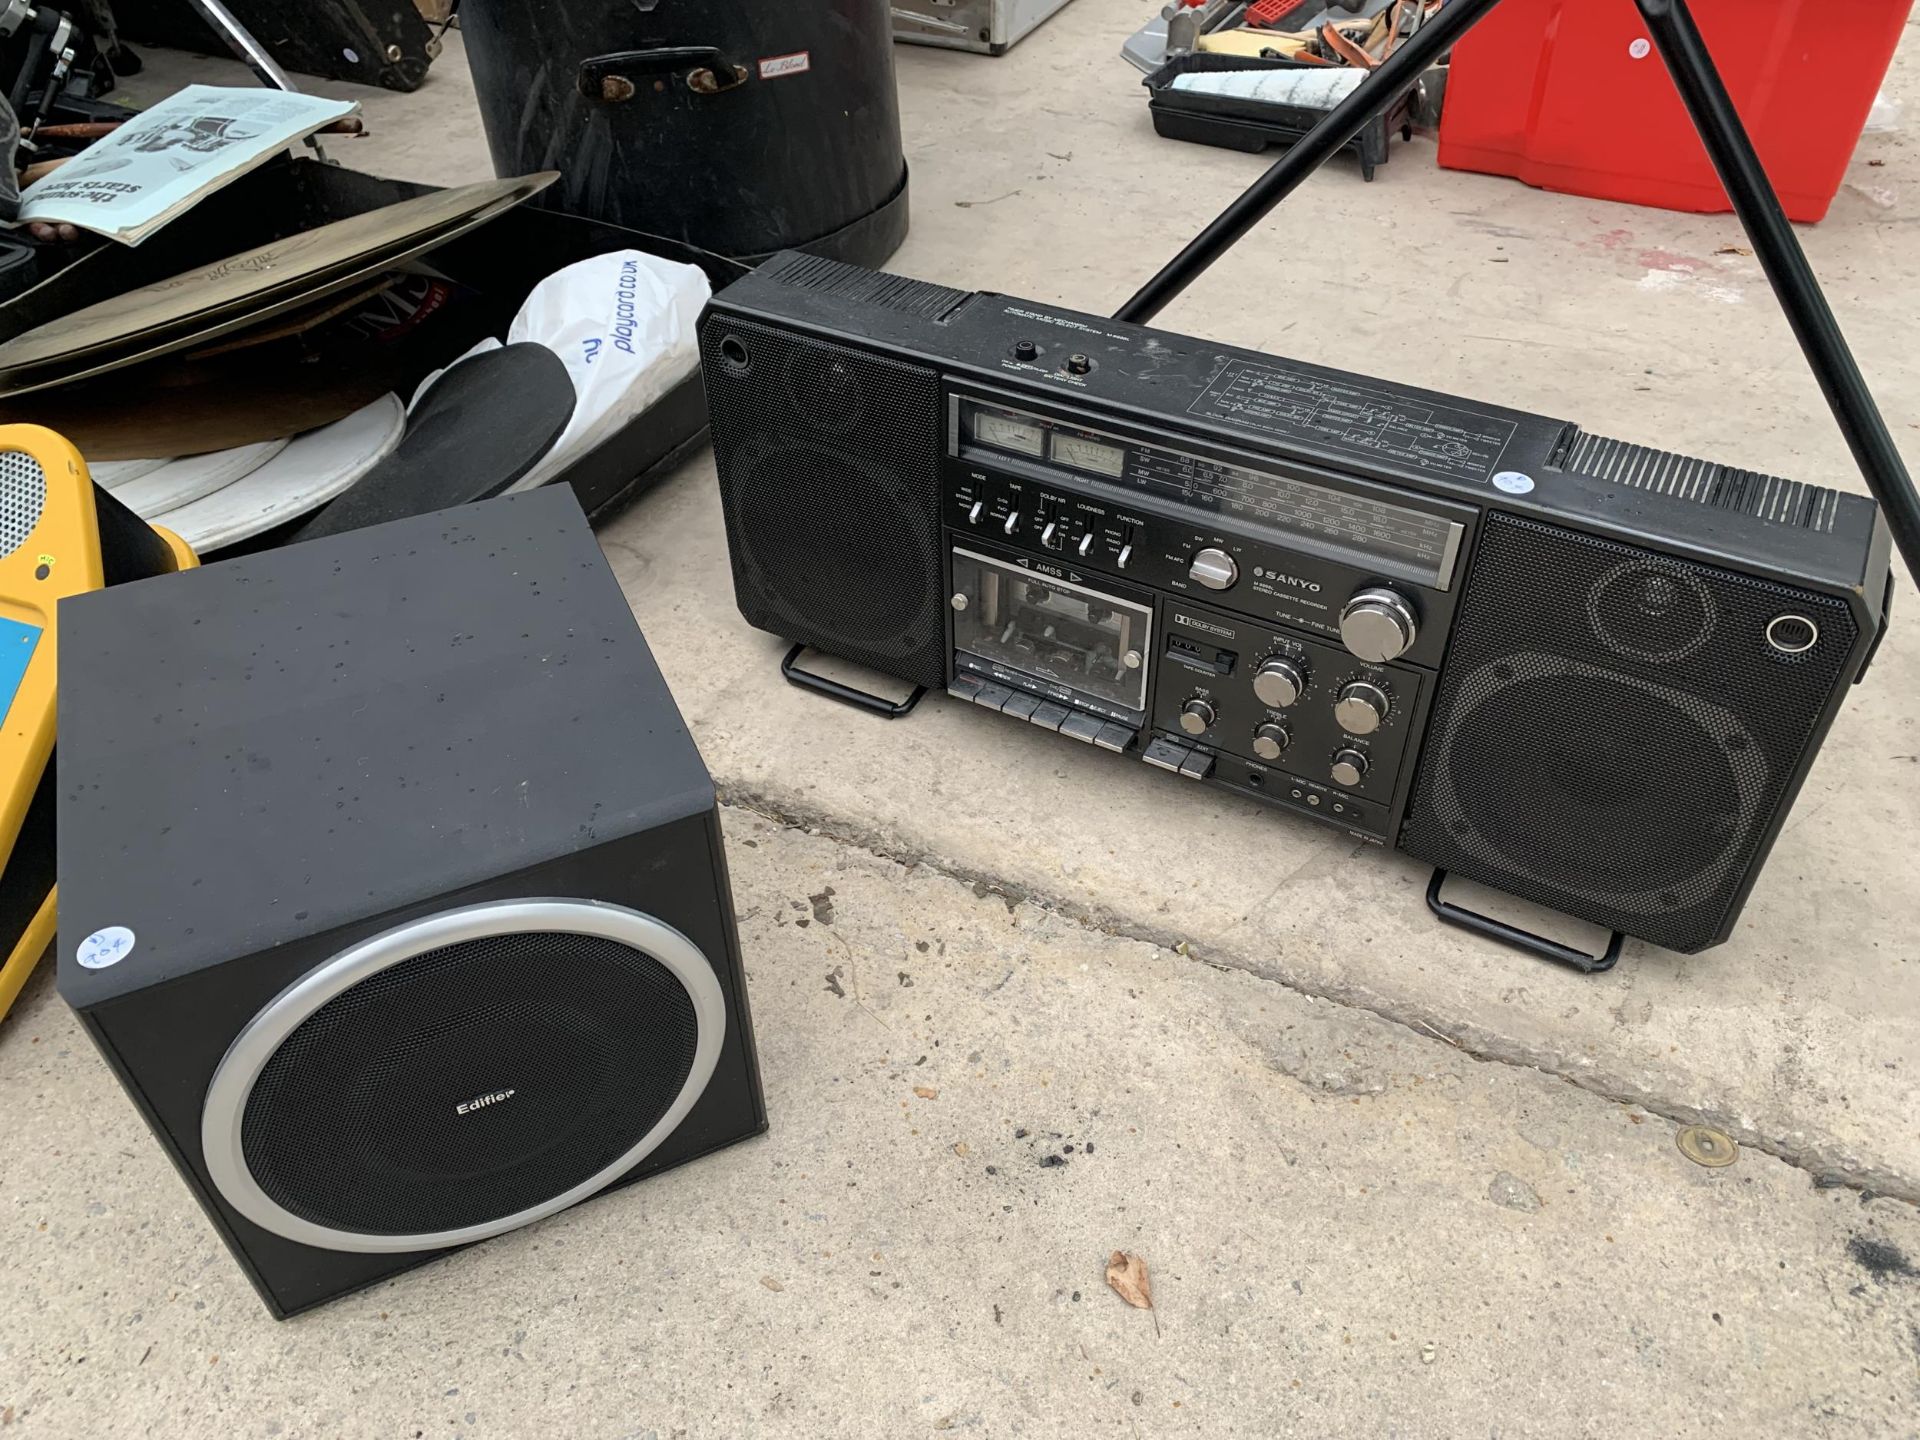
[1143,51,1417,181]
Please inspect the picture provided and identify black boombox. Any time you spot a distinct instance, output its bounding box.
[699,252,1893,959]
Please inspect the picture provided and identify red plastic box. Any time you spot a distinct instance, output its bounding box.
[1437,0,1912,222]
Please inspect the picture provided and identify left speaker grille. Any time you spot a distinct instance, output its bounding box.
[239,931,698,1238]
[703,316,947,688]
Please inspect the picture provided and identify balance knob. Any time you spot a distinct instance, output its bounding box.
[1339,587,1418,663]
[1333,680,1390,735]
[1187,547,1238,591]
[1330,748,1369,788]
[1179,697,1216,735]
[1252,722,1291,761]
[1252,656,1306,708]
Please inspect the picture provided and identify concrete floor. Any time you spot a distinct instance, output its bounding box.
[6,5,1920,1435]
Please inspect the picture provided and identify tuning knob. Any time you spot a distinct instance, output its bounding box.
[1179,696,1216,735]
[1251,656,1306,709]
[1188,547,1238,591]
[1252,722,1291,761]
[1330,748,1369,788]
[1339,587,1418,662]
[1333,680,1390,735]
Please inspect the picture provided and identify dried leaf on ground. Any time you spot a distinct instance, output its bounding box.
[1106,1251,1153,1310]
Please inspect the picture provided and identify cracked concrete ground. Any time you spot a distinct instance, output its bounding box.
[5,8,1918,1436]
[6,814,1920,1437]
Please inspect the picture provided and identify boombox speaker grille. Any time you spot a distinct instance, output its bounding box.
[702,315,946,688]
[1401,514,1857,952]
[202,901,725,1253]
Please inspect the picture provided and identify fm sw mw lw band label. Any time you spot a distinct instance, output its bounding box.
[1189,359,1516,482]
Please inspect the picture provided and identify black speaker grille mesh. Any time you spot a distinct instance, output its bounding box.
[1401,515,1858,951]
[240,931,699,1237]
[702,316,946,688]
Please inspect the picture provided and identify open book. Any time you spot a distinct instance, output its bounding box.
[13,84,358,246]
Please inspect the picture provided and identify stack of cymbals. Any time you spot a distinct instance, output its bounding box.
[0,174,554,397]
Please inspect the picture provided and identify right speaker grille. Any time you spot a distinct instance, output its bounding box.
[1401,514,1858,951]
[702,315,946,688]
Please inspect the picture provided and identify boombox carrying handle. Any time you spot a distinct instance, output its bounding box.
[1115,0,1920,593]
[781,644,927,719]
[1426,871,1625,975]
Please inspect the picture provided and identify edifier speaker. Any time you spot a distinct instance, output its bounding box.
[55,489,766,1317]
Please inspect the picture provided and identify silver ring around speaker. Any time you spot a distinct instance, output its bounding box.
[200,899,726,1254]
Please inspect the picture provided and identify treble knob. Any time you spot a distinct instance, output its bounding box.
[1252,656,1306,709]
[1339,587,1418,663]
[1179,696,1216,735]
[1252,722,1291,761]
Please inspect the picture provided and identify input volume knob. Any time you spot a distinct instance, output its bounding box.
[1179,696,1216,735]
[1339,587,1418,663]
[1251,656,1306,709]
[1252,722,1291,761]
[1333,680,1390,736]
[1330,748,1369,788]
[1188,547,1238,591]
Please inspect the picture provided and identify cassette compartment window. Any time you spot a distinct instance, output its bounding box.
[951,547,1150,714]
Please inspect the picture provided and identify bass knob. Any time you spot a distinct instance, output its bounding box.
[1339,587,1418,663]
[1179,696,1216,735]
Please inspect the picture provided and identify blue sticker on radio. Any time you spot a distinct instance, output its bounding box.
[0,616,43,715]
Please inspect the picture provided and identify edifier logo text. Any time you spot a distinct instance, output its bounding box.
[1174,614,1233,638]
[456,1089,516,1115]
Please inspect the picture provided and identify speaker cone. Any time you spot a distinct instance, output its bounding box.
[1586,558,1716,663]
[1424,653,1765,916]
[201,900,725,1254]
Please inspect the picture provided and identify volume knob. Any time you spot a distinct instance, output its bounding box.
[1252,656,1306,709]
[1333,680,1390,735]
[1330,748,1369,788]
[1252,722,1290,761]
[1339,587,1418,663]
[1179,697,1216,735]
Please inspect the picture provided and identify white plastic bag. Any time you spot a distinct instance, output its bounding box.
[503,249,711,492]
[1863,87,1902,135]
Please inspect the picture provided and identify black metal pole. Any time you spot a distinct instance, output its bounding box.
[1112,0,1505,326]
[1636,0,1920,584]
